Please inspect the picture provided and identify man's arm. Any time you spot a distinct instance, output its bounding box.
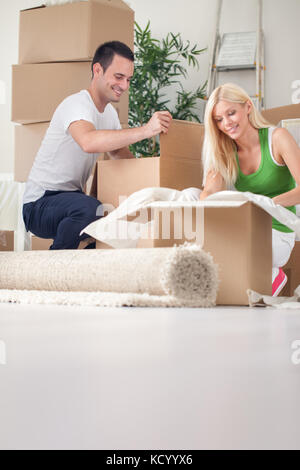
[68,111,172,155]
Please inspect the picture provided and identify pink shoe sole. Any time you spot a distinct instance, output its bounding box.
[272,268,288,297]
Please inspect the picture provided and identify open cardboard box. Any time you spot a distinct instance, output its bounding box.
[18,0,134,64]
[11,62,128,124]
[96,200,272,306]
[96,120,204,208]
[148,201,272,306]
[144,201,272,305]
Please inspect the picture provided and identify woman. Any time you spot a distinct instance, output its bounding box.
[201,83,300,296]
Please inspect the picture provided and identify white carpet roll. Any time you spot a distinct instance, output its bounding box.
[0,244,218,306]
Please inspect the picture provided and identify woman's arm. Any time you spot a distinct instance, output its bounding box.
[272,128,300,207]
[200,170,226,200]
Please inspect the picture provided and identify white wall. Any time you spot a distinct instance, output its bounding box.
[0,0,41,174]
[0,0,299,174]
[129,0,300,107]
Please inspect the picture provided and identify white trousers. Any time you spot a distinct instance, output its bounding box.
[272,229,295,268]
[272,229,295,282]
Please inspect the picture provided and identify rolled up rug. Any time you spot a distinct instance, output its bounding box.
[0,244,218,308]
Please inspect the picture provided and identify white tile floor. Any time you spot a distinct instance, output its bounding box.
[0,302,300,450]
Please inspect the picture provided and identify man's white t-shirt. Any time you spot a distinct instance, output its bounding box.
[23,89,121,204]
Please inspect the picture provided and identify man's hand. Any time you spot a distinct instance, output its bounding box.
[145,111,172,138]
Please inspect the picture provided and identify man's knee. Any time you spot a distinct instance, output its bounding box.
[71,197,102,223]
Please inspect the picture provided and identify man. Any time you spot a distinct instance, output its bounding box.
[23,41,172,250]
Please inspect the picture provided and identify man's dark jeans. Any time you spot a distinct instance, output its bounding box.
[23,190,102,250]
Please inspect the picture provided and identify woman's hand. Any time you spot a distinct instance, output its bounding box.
[200,170,225,200]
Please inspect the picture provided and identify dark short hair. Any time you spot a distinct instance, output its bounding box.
[91,41,134,76]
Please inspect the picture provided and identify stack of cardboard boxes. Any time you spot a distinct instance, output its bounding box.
[12,0,134,249]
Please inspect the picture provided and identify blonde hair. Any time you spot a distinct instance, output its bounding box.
[202,83,270,188]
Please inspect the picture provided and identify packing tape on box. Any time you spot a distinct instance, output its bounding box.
[45,0,87,5]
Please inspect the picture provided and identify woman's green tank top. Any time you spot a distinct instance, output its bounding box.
[234,127,296,233]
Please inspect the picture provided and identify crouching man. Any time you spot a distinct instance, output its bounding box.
[23,41,172,249]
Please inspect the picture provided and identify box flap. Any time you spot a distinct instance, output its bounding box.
[261,103,300,125]
[281,118,300,146]
[281,118,300,124]
[21,5,45,13]
[21,1,133,12]
[159,157,202,191]
[148,200,249,209]
[160,119,204,161]
[98,157,160,208]
[92,0,133,11]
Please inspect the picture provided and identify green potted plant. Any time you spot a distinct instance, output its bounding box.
[129,21,207,157]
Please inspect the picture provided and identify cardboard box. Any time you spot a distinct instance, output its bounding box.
[281,118,300,146]
[261,103,300,126]
[12,62,128,124]
[14,123,49,182]
[281,241,300,297]
[0,231,14,251]
[97,120,205,208]
[97,201,272,305]
[145,202,272,305]
[31,235,95,250]
[31,235,53,251]
[19,0,134,64]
